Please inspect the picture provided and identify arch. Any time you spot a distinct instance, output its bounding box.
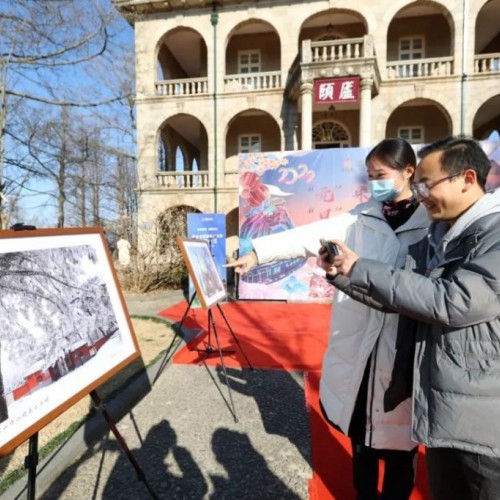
[156,129,174,172]
[225,108,281,158]
[225,19,281,75]
[158,114,209,173]
[473,94,500,139]
[155,27,208,80]
[387,1,455,65]
[475,0,500,57]
[226,207,239,239]
[299,8,368,48]
[157,135,169,172]
[157,205,201,257]
[175,145,187,172]
[378,89,455,133]
[312,120,351,148]
[225,207,240,283]
[385,98,452,143]
[383,1,455,29]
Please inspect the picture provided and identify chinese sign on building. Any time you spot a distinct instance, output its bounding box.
[314,76,360,104]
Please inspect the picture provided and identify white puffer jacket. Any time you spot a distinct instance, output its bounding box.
[253,198,429,450]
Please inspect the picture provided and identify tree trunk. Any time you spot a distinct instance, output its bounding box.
[0,343,8,423]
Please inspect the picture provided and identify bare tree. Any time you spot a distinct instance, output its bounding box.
[0,0,134,226]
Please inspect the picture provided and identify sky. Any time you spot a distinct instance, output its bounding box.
[4,0,135,228]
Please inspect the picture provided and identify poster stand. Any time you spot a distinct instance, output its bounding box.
[186,292,254,423]
[21,392,158,500]
[10,223,155,498]
[89,391,158,499]
[25,432,38,500]
[157,291,253,423]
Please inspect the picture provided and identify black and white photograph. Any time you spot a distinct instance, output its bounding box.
[0,228,139,456]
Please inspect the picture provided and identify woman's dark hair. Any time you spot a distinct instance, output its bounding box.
[366,138,417,174]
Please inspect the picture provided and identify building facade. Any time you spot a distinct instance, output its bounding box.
[113,0,500,255]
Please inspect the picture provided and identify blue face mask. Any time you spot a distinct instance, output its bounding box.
[368,179,404,202]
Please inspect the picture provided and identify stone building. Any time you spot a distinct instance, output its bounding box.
[113,0,500,256]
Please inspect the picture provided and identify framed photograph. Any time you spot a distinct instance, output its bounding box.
[0,227,140,456]
[177,237,227,309]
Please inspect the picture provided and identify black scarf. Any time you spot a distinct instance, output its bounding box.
[382,196,419,230]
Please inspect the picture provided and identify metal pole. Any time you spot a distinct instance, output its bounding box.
[211,2,219,212]
[460,0,469,135]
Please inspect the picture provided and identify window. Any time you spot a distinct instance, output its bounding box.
[399,37,424,60]
[398,37,424,77]
[239,135,261,153]
[312,121,350,148]
[238,50,261,74]
[398,127,424,144]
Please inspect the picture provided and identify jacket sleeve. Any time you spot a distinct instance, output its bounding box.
[252,211,356,264]
[326,273,393,312]
[349,252,500,328]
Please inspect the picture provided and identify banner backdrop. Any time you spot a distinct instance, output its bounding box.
[237,141,500,301]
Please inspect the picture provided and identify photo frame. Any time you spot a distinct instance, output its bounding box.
[177,237,227,309]
[0,227,140,456]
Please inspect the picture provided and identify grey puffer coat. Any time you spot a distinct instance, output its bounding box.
[349,189,500,457]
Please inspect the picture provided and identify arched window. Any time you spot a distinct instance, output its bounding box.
[312,121,350,148]
[192,158,200,187]
[157,206,199,256]
[158,139,168,171]
[175,146,185,171]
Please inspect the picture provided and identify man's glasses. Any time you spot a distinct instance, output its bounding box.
[411,172,463,198]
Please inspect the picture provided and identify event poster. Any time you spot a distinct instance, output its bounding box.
[237,141,500,301]
[187,213,226,306]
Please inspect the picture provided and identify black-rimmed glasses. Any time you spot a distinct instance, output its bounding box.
[411,172,463,198]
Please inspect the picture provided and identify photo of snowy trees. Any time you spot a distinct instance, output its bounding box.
[0,229,139,456]
[177,237,227,309]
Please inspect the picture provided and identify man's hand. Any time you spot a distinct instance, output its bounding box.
[317,243,337,276]
[330,240,359,276]
[224,250,258,275]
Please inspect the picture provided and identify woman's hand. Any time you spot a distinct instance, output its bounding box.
[224,250,258,275]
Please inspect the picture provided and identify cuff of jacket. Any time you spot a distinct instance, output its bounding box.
[349,258,387,293]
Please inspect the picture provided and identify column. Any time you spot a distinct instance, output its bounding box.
[300,82,313,150]
[359,77,373,147]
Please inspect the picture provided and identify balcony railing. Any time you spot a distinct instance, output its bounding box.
[474,53,500,74]
[155,77,209,96]
[386,57,453,79]
[224,71,281,92]
[155,170,241,190]
[156,171,209,188]
[307,36,373,63]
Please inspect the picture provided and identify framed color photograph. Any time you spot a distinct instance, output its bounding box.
[177,237,227,309]
[0,228,140,456]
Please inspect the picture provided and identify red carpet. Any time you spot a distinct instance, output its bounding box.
[159,301,330,371]
[305,371,429,500]
[159,300,429,499]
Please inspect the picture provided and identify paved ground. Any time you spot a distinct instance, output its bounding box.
[3,291,313,500]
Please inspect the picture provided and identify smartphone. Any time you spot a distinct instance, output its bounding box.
[320,239,339,264]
